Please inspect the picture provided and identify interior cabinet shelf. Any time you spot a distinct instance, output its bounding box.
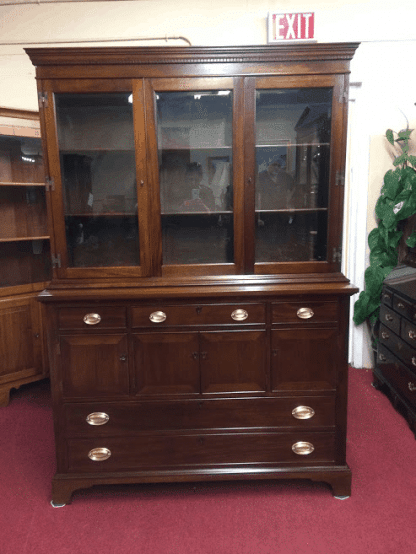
[26,43,359,505]
[0,182,46,187]
[0,236,50,242]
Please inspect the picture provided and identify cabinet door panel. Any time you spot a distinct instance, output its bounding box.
[60,334,129,398]
[133,332,200,395]
[271,328,338,391]
[200,330,266,393]
[0,296,42,383]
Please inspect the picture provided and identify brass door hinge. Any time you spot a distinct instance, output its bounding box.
[38,92,49,108]
[45,177,55,192]
[335,171,345,186]
[51,253,61,269]
[332,247,342,263]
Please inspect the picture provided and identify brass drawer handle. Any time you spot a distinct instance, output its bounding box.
[409,382,416,392]
[86,412,110,426]
[381,331,390,340]
[385,314,394,322]
[83,313,101,325]
[88,447,111,461]
[409,330,416,340]
[292,441,315,455]
[297,307,314,320]
[412,357,416,367]
[231,309,248,321]
[149,311,167,323]
[379,353,387,362]
[292,406,315,420]
[397,302,405,309]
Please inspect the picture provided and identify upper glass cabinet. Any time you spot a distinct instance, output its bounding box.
[30,44,357,281]
[155,89,234,266]
[54,92,140,268]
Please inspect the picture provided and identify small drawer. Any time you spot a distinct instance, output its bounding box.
[58,307,127,329]
[66,431,336,472]
[379,304,400,335]
[131,303,265,327]
[377,344,416,409]
[393,295,416,321]
[64,396,336,437]
[402,319,416,348]
[381,288,393,308]
[379,324,401,351]
[272,301,338,324]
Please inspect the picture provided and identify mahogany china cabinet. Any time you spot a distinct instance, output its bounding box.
[26,43,359,505]
[0,107,50,406]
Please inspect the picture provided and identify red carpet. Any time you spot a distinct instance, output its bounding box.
[1,368,415,554]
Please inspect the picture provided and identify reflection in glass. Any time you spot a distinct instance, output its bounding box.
[156,91,233,265]
[55,93,140,267]
[255,88,332,263]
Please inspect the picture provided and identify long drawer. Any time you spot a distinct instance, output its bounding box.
[67,431,336,472]
[131,303,265,327]
[64,396,336,437]
[272,300,338,324]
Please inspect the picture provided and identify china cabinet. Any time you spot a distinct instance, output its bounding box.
[27,43,359,505]
[0,107,50,406]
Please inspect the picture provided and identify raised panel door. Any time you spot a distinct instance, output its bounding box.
[133,332,200,395]
[271,327,338,391]
[200,330,267,393]
[60,334,129,398]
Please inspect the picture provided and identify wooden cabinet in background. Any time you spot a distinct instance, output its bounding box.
[27,43,359,505]
[0,108,50,406]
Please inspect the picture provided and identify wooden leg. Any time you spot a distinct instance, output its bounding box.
[0,387,11,407]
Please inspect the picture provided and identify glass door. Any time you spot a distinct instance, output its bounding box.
[146,78,244,276]
[251,75,345,274]
[43,80,149,278]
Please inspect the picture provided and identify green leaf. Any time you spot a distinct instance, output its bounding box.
[382,169,402,199]
[393,153,407,167]
[398,129,412,141]
[408,155,416,168]
[386,129,395,145]
[368,227,382,251]
[406,231,416,248]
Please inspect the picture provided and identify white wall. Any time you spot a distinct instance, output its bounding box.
[2,0,416,367]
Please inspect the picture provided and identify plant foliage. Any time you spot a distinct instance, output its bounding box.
[353,128,416,325]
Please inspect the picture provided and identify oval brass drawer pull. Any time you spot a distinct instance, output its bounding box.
[381,331,390,340]
[292,441,315,455]
[412,357,416,367]
[83,313,101,325]
[379,353,387,362]
[231,309,248,321]
[86,412,110,426]
[292,406,315,420]
[385,314,394,322]
[397,302,405,309]
[408,382,416,392]
[297,307,314,320]
[88,447,111,461]
[149,311,167,323]
[409,330,416,340]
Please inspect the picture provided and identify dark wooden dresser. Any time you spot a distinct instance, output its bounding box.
[374,265,416,438]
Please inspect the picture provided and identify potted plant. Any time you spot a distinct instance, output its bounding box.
[353,128,416,339]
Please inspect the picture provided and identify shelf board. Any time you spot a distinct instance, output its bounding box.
[255,207,328,214]
[66,212,137,217]
[0,236,50,243]
[256,143,330,148]
[162,210,233,216]
[0,181,46,187]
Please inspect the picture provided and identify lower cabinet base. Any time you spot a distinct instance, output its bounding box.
[51,466,352,506]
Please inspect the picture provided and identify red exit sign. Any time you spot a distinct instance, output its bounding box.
[268,12,315,43]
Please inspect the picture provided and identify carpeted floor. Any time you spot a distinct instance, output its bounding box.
[0,367,415,554]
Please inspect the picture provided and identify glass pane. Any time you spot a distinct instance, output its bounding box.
[156,90,233,265]
[255,88,332,263]
[55,92,140,268]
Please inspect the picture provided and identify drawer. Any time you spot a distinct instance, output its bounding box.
[58,307,127,330]
[131,303,265,327]
[272,301,338,324]
[401,319,416,349]
[393,294,416,322]
[381,288,393,308]
[377,344,416,409]
[380,325,416,372]
[64,396,336,437]
[379,304,400,335]
[67,431,336,472]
